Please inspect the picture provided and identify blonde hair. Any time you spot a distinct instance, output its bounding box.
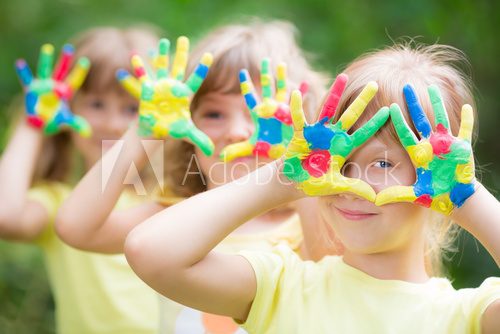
[26,26,160,183]
[332,41,477,276]
[162,19,329,198]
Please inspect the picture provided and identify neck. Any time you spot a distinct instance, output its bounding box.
[342,238,430,283]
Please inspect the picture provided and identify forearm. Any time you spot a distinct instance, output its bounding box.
[0,122,43,235]
[125,161,302,276]
[452,183,500,266]
[56,124,161,246]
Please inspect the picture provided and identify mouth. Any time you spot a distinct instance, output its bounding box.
[334,207,378,221]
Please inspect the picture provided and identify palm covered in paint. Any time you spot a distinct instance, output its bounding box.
[376,85,475,215]
[117,37,214,156]
[15,44,91,136]
[283,74,389,200]
[221,59,307,162]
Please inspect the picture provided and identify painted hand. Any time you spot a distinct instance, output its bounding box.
[282,74,389,200]
[15,44,91,136]
[220,59,308,162]
[117,37,214,156]
[375,84,475,215]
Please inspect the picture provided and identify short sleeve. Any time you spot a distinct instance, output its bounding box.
[463,277,500,333]
[27,182,70,245]
[238,244,302,333]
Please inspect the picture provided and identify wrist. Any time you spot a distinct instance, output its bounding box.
[264,159,306,203]
[450,181,484,228]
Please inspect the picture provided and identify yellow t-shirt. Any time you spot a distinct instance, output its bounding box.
[159,214,303,334]
[28,182,159,334]
[239,244,500,334]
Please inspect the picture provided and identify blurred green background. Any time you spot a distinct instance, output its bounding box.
[0,0,499,332]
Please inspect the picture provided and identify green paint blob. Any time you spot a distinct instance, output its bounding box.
[283,157,309,182]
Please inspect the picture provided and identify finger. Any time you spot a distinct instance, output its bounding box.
[15,59,34,87]
[351,106,390,148]
[375,186,417,206]
[337,80,377,130]
[290,90,307,131]
[116,69,141,99]
[318,73,348,121]
[389,103,418,148]
[337,176,377,202]
[131,54,149,82]
[185,52,213,94]
[185,127,215,157]
[220,141,254,162]
[53,44,74,81]
[38,44,54,79]
[170,120,215,156]
[69,115,92,137]
[154,38,170,79]
[403,84,432,138]
[275,62,288,103]
[458,104,474,142]
[239,69,260,111]
[260,58,274,100]
[300,173,376,201]
[428,84,450,131]
[171,36,189,81]
[65,57,90,93]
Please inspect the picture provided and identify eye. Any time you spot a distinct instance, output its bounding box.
[124,104,138,115]
[202,110,224,120]
[373,160,393,168]
[89,99,104,109]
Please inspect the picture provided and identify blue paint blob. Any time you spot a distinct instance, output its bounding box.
[116,69,129,81]
[257,117,282,144]
[244,93,257,110]
[304,122,334,150]
[54,103,73,125]
[450,182,475,207]
[25,92,38,115]
[195,64,209,78]
[414,167,434,197]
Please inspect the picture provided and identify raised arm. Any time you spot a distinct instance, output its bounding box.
[0,121,48,241]
[0,43,89,241]
[56,36,213,254]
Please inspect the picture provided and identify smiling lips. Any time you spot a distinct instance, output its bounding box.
[335,207,378,221]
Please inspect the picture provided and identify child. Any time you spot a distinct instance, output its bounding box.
[56,20,334,333]
[124,43,500,333]
[0,26,162,333]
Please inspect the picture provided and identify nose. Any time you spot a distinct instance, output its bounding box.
[226,111,254,144]
[105,108,130,137]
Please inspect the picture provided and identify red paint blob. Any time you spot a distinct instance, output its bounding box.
[302,150,331,177]
[253,141,271,157]
[54,82,72,100]
[415,194,432,207]
[27,115,44,128]
[274,105,292,125]
[429,124,452,157]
